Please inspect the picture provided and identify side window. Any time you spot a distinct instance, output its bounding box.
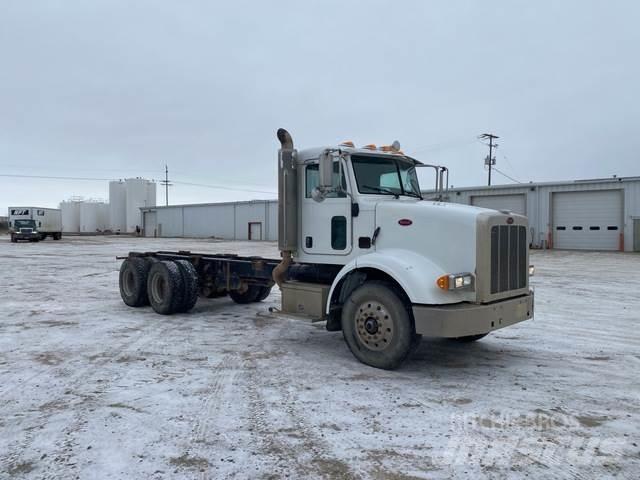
[331,216,347,250]
[37,210,45,216]
[305,162,347,198]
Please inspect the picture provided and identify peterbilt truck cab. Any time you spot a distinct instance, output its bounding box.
[274,129,534,369]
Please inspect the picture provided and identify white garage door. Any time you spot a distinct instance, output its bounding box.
[471,194,526,215]
[552,190,622,250]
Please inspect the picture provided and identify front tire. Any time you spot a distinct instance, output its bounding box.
[341,281,414,370]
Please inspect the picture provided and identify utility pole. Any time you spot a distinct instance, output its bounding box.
[160,164,172,206]
[479,133,499,186]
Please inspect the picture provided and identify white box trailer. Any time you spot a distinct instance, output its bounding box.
[8,207,62,242]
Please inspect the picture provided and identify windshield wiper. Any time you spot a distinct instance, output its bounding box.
[362,185,399,198]
[403,190,423,200]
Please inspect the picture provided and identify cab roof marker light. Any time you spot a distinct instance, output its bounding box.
[339,141,355,147]
[362,144,377,150]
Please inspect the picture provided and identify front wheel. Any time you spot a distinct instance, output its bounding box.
[341,281,415,370]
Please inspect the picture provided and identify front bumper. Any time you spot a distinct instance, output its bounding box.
[412,291,534,337]
[12,233,39,240]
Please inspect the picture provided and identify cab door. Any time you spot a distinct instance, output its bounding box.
[300,157,352,256]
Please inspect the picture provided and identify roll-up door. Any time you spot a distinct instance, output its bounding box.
[552,190,622,250]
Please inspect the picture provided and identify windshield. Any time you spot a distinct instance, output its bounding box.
[351,155,421,198]
[15,219,36,228]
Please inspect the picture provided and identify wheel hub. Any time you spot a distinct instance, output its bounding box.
[364,317,379,334]
[355,301,394,351]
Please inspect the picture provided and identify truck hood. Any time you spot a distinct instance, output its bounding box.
[374,200,488,275]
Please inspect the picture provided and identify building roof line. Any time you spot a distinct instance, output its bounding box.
[140,198,277,211]
[423,176,640,193]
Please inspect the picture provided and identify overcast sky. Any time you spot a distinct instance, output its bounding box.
[1,0,639,212]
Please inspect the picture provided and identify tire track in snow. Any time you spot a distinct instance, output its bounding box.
[0,319,180,477]
[240,339,357,479]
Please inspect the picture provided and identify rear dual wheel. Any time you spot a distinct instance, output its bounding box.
[147,261,185,315]
[119,257,153,307]
[119,257,199,314]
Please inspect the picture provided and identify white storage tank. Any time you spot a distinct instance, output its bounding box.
[60,200,81,233]
[146,181,157,211]
[98,203,110,231]
[80,202,101,233]
[109,180,127,233]
[125,178,155,233]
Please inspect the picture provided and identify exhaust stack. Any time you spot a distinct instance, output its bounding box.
[273,128,297,286]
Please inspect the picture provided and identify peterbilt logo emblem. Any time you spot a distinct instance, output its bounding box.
[506,217,514,224]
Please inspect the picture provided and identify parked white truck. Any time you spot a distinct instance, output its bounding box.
[118,129,534,369]
[8,207,62,242]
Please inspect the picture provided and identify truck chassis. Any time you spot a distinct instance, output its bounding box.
[119,251,279,314]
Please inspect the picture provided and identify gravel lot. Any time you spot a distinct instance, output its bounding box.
[0,235,638,479]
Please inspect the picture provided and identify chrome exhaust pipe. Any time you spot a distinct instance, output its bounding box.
[273,128,297,286]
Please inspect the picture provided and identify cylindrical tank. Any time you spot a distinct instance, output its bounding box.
[80,202,100,233]
[60,200,81,233]
[125,178,155,233]
[98,203,110,231]
[109,181,126,233]
[146,181,157,210]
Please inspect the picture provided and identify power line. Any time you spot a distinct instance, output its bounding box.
[172,180,276,195]
[490,166,522,184]
[0,173,112,181]
[0,173,276,195]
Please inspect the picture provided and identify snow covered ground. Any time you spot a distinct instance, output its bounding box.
[0,235,638,479]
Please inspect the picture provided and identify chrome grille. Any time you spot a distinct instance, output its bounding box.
[490,225,527,294]
[20,228,33,234]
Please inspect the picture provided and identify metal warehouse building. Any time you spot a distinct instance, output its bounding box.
[140,200,277,241]
[442,176,640,252]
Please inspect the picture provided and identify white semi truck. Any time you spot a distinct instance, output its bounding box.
[118,129,534,369]
[8,207,62,243]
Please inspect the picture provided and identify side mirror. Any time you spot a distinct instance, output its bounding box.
[311,151,336,203]
[318,151,333,189]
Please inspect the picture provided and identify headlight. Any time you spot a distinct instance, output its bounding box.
[529,265,535,276]
[436,273,474,291]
